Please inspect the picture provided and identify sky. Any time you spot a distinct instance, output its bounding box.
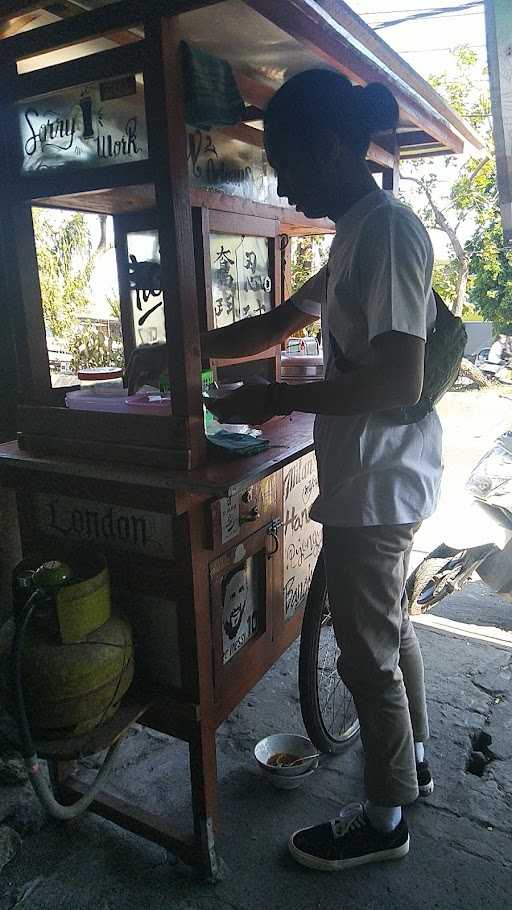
[347,0,487,82]
[347,2,490,258]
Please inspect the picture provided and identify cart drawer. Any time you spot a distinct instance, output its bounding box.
[207,471,281,550]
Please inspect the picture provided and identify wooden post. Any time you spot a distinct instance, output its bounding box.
[0,62,51,404]
[144,13,206,467]
[485,0,512,243]
[382,140,400,195]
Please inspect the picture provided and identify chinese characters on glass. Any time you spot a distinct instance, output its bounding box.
[210,233,272,329]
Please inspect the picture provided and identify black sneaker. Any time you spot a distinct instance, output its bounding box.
[417,760,434,797]
[288,803,409,872]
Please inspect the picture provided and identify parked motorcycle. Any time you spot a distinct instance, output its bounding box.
[407,430,512,612]
[470,346,512,385]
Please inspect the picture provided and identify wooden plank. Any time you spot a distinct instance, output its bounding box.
[35,691,155,760]
[18,404,187,448]
[0,13,41,39]
[13,41,147,101]
[208,209,277,238]
[189,187,335,233]
[61,779,199,862]
[0,0,224,62]
[0,2,44,27]
[398,130,439,148]
[17,432,192,471]
[0,411,316,499]
[244,0,466,155]
[367,141,394,171]
[485,0,512,243]
[15,162,154,203]
[36,184,156,214]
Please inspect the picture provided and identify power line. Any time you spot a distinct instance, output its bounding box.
[372,1,483,29]
[359,4,482,11]
[396,43,485,52]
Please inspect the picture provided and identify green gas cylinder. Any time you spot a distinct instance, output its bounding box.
[18,612,134,737]
[1,549,134,739]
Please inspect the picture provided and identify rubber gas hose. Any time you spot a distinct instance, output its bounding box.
[12,590,122,820]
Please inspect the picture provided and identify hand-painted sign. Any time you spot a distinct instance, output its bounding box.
[283,453,322,620]
[126,229,166,345]
[222,558,261,663]
[35,493,173,558]
[187,128,280,205]
[17,76,148,173]
[220,495,240,544]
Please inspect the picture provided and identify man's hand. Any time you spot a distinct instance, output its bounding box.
[125,343,168,395]
[204,385,275,426]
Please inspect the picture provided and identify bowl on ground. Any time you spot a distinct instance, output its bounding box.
[267,766,317,790]
[254,733,319,780]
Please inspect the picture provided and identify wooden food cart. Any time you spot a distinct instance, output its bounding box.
[0,0,479,878]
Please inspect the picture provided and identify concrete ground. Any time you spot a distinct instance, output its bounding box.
[1,388,512,910]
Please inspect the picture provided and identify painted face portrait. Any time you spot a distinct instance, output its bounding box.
[223,567,248,641]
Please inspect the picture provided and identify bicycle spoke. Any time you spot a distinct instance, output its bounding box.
[316,614,358,741]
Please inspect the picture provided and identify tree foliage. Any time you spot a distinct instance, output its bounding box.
[69,323,124,373]
[468,204,512,331]
[33,208,96,337]
[401,47,495,317]
[290,234,331,338]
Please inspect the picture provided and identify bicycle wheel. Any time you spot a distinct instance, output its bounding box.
[299,552,360,754]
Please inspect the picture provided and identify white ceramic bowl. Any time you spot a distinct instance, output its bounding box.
[267,766,317,790]
[254,733,318,778]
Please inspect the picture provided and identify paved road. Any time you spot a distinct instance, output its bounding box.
[1,389,511,910]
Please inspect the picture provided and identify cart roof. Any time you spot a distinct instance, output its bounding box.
[2,0,482,160]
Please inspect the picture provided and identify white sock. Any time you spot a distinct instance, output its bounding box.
[415,742,425,764]
[365,801,402,832]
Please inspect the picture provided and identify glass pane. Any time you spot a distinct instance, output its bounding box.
[187,128,280,205]
[127,230,166,345]
[32,208,123,390]
[18,73,148,173]
[210,233,272,329]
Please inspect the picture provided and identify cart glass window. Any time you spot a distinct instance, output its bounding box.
[127,229,166,346]
[17,74,148,174]
[210,233,272,329]
[187,128,279,205]
[33,207,123,390]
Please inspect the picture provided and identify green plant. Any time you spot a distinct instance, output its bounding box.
[68,323,124,373]
[33,209,96,337]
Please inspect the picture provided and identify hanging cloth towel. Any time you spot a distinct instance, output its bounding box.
[181,42,246,129]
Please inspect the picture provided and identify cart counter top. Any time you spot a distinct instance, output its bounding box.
[0,413,315,502]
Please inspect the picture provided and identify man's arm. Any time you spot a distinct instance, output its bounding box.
[205,332,424,424]
[278,332,424,415]
[126,265,325,392]
[202,300,315,359]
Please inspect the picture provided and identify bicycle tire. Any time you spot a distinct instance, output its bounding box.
[299,553,360,754]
